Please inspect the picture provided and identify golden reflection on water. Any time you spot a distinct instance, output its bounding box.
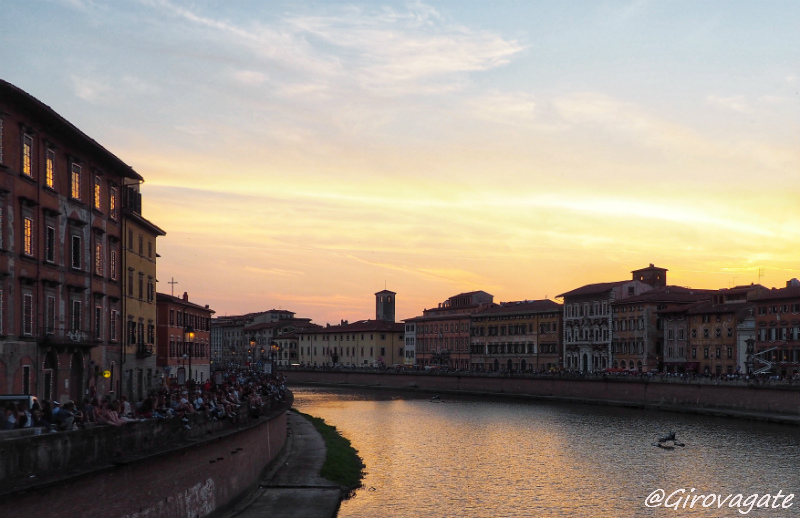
[292,388,800,518]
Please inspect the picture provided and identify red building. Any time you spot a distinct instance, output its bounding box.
[156,292,214,386]
[411,291,494,369]
[0,79,145,402]
[750,279,800,377]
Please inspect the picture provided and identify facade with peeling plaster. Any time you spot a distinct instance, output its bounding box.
[0,79,163,402]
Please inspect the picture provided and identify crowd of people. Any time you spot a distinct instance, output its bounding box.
[1,371,288,432]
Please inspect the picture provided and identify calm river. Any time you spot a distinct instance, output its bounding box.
[292,387,800,518]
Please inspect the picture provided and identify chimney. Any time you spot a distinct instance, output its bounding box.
[182,292,189,302]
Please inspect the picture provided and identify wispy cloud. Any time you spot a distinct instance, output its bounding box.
[138,0,524,97]
[706,94,750,113]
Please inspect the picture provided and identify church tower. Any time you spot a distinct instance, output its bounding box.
[375,290,396,322]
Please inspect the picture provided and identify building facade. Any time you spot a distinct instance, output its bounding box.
[120,183,165,401]
[156,292,214,385]
[411,291,494,369]
[470,299,562,373]
[750,279,800,377]
[0,80,149,403]
[612,286,712,373]
[560,265,667,373]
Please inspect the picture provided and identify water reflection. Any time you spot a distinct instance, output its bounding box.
[292,388,800,518]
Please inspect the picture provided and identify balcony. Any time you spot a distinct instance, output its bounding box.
[136,343,154,358]
[38,327,99,350]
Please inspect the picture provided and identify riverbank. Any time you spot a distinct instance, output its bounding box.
[224,410,343,518]
[294,410,365,494]
[286,370,800,426]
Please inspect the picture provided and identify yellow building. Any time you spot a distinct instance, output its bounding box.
[121,182,165,400]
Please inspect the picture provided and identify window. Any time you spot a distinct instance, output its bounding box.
[109,187,117,220]
[127,269,134,295]
[138,272,144,300]
[0,289,4,335]
[147,278,154,302]
[138,234,143,255]
[71,163,81,199]
[23,217,33,255]
[22,134,33,177]
[71,235,81,269]
[110,309,118,342]
[148,240,152,259]
[45,296,55,333]
[23,294,33,336]
[110,250,117,280]
[95,305,103,338]
[45,226,55,263]
[46,149,55,188]
[95,242,103,276]
[94,175,102,210]
[0,118,3,163]
[71,300,82,331]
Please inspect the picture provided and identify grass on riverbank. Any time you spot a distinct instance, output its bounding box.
[293,409,365,495]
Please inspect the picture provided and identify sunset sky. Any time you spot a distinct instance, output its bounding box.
[3,1,798,324]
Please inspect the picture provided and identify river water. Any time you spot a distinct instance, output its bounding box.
[292,387,800,518]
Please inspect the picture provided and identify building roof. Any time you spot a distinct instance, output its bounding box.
[610,286,713,305]
[558,281,628,299]
[473,299,561,317]
[305,319,404,334]
[0,79,144,182]
[749,285,800,302]
[126,209,167,237]
[156,292,215,314]
[244,319,319,332]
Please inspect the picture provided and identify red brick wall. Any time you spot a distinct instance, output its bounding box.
[4,410,287,518]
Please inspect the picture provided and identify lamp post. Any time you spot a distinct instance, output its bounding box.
[184,326,195,386]
[270,341,280,377]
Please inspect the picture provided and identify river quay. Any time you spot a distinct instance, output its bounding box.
[286,368,800,425]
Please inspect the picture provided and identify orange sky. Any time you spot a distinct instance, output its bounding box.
[4,1,798,324]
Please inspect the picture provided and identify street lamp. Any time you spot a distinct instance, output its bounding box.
[270,341,281,376]
[184,326,195,386]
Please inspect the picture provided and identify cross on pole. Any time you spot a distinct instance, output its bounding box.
[168,277,178,297]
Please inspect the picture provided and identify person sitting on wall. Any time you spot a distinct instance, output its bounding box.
[2,402,16,430]
[53,401,79,431]
[95,398,127,426]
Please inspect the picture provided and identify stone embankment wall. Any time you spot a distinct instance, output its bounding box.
[0,395,291,518]
[288,371,800,419]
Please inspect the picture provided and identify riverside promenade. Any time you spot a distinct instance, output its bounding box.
[224,410,343,518]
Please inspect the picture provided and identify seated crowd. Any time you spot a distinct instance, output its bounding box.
[1,371,287,432]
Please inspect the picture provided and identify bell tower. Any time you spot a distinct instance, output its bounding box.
[375,290,396,322]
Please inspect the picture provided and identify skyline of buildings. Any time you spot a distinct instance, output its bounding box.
[1,76,798,403]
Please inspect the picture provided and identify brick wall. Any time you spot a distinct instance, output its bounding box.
[287,370,800,417]
[1,398,290,518]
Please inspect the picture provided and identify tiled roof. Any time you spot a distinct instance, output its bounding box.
[473,299,561,316]
[558,281,628,298]
[750,285,800,302]
[610,286,713,305]
[306,320,404,334]
[156,292,215,314]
